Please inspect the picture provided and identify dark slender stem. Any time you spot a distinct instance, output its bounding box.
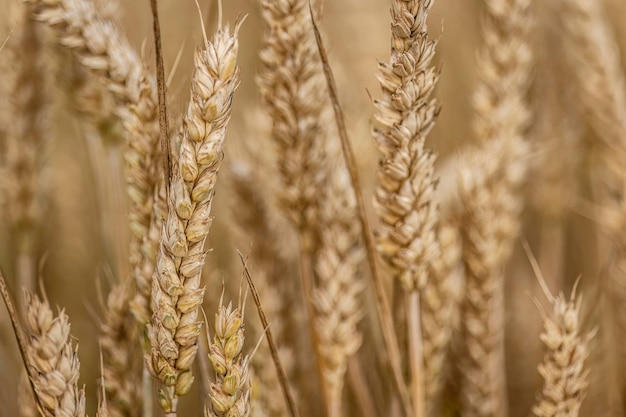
[150,0,171,190]
[308,3,411,416]
[238,252,302,417]
[0,269,44,414]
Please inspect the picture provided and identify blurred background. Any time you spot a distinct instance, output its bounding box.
[1,0,626,416]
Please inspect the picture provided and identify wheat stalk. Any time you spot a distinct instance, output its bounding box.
[23,292,86,417]
[147,21,241,414]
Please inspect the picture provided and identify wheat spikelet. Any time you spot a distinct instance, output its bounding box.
[371,0,441,292]
[24,0,162,325]
[24,292,86,417]
[257,0,330,239]
[147,22,241,414]
[205,296,251,417]
[531,288,591,417]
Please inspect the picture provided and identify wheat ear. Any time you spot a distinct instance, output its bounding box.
[147,21,241,414]
[531,283,591,417]
[100,282,142,417]
[372,0,441,293]
[257,0,330,239]
[258,2,367,414]
[24,0,162,326]
[561,0,626,391]
[457,1,533,416]
[23,292,86,417]
[1,5,47,306]
[205,294,251,417]
[312,165,365,417]
[371,1,442,415]
[421,220,461,415]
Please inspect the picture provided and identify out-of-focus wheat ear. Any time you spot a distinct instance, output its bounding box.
[229,159,299,417]
[99,282,143,417]
[457,0,533,416]
[147,20,241,415]
[527,32,582,292]
[256,0,330,242]
[258,1,367,414]
[1,5,47,312]
[312,166,365,417]
[561,0,626,152]
[531,282,592,417]
[23,291,86,417]
[23,0,162,327]
[561,0,626,410]
[204,295,251,417]
[422,220,462,416]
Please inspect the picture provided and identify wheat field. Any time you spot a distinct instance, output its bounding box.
[1,0,626,416]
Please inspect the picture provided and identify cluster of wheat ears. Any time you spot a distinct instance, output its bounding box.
[0,0,625,416]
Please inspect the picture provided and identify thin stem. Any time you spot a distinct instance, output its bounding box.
[149,0,171,188]
[239,252,301,417]
[0,269,44,414]
[407,292,424,417]
[308,3,410,415]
